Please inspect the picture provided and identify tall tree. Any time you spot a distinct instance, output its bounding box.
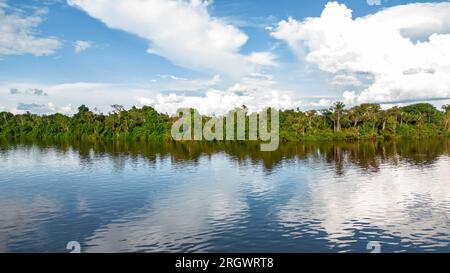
[442,105,450,130]
[331,102,346,132]
[348,106,362,128]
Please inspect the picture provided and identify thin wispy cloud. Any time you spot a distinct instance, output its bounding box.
[367,0,382,6]
[74,40,91,53]
[10,88,47,96]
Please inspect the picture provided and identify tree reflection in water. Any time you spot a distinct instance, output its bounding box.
[1,138,449,174]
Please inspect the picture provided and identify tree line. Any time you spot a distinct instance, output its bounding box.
[0,102,449,142]
[280,102,450,141]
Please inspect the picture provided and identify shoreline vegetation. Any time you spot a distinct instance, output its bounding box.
[1,102,449,143]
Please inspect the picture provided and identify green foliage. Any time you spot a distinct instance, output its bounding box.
[278,102,449,141]
[0,103,449,142]
[0,105,172,142]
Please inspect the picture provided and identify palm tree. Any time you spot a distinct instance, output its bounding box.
[442,105,450,130]
[305,110,317,132]
[1,112,8,125]
[348,106,362,128]
[361,104,381,131]
[379,110,388,131]
[331,101,345,132]
[389,106,401,129]
[319,109,333,129]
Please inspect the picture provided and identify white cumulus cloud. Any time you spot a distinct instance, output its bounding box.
[67,0,272,78]
[139,74,302,116]
[271,1,450,105]
[0,76,303,116]
[0,3,61,56]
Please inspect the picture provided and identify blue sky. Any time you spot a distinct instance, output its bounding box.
[1,0,450,115]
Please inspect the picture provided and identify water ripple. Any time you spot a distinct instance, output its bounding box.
[0,140,449,252]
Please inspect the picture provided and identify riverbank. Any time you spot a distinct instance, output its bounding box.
[1,102,449,142]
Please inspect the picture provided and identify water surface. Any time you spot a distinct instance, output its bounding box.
[0,139,449,253]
